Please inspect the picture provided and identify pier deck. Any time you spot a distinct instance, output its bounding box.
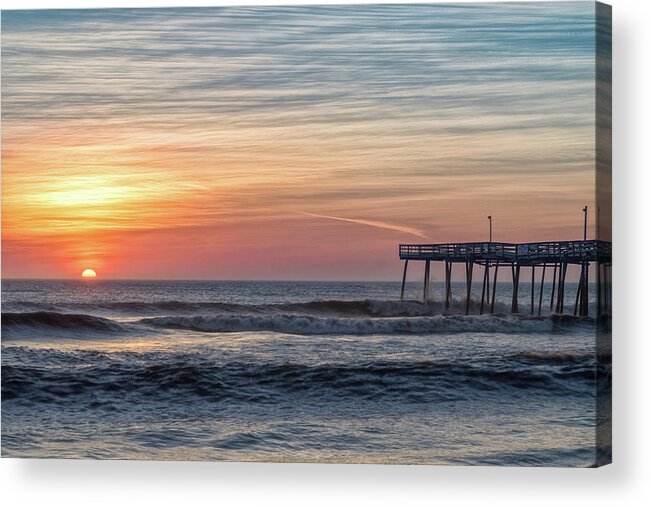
[400,240,611,264]
[398,239,611,317]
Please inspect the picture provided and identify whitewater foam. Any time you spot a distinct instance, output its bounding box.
[139,312,590,336]
[1,298,515,318]
[1,307,593,340]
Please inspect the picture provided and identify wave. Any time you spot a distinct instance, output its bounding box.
[2,352,596,405]
[140,313,590,336]
[1,311,127,338]
[1,308,593,339]
[505,350,597,366]
[2,298,518,318]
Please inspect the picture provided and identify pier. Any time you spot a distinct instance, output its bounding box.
[398,239,612,317]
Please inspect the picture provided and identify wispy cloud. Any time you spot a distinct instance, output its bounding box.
[1,3,597,279]
[301,212,428,240]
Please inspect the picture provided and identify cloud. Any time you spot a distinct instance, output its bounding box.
[301,212,428,240]
[1,3,598,278]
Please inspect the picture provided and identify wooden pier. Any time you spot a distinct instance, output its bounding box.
[398,240,612,317]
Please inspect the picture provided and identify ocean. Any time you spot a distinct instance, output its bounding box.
[1,279,608,466]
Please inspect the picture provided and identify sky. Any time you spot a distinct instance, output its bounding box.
[1,2,599,280]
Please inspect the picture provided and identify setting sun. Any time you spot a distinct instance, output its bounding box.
[81,269,97,278]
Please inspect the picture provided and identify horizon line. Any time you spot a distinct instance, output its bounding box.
[1,277,404,283]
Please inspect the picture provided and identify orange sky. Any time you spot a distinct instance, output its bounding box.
[1,5,599,280]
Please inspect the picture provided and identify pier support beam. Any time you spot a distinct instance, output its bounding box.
[598,262,610,318]
[485,262,490,309]
[574,266,582,316]
[511,264,520,313]
[400,259,409,301]
[444,261,452,311]
[423,260,431,302]
[597,261,602,318]
[574,262,590,317]
[490,263,499,313]
[583,262,589,317]
[465,261,473,315]
[603,264,608,315]
[556,262,567,314]
[530,265,536,315]
[538,263,546,316]
[550,263,558,312]
[604,264,613,315]
[480,262,489,315]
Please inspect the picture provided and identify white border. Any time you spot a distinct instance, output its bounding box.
[1,0,650,505]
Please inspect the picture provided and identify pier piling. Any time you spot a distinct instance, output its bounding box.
[490,262,499,313]
[511,264,520,314]
[538,263,546,316]
[530,266,535,315]
[398,240,610,316]
[480,262,489,315]
[444,261,452,310]
[465,261,473,315]
[550,263,557,312]
[400,259,409,301]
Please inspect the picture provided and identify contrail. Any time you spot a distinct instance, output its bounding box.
[301,212,429,240]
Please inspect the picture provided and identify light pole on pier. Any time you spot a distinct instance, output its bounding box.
[583,206,588,241]
[487,215,492,243]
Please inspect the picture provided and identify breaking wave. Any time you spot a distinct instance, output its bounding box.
[3,298,515,317]
[2,312,127,338]
[139,313,590,336]
[1,303,593,339]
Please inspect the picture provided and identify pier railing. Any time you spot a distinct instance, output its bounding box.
[399,239,611,263]
[399,242,517,261]
[397,239,611,317]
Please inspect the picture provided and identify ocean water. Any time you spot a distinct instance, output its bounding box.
[1,279,607,466]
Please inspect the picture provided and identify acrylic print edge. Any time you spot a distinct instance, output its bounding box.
[595,0,612,468]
